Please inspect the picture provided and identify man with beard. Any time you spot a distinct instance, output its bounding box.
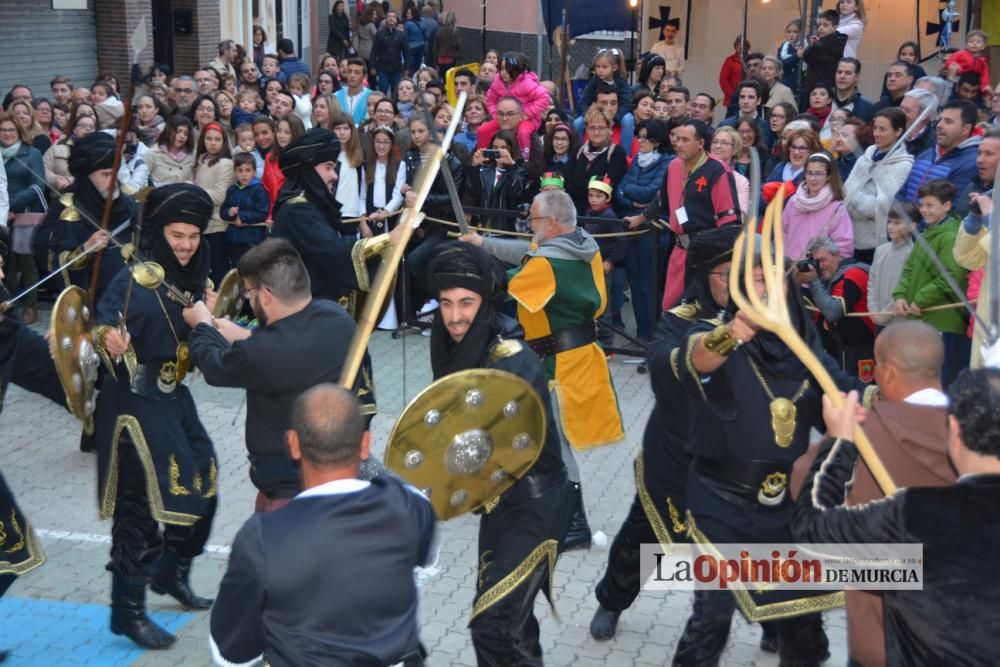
[184,238,377,511]
[270,128,397,311]
[0,239,67,660]
[590,224,740,641]
[426,241,570,666]
[670,251,874,666]
[94,184,218,649]
[461,190,624,550]
[33,132,137,299]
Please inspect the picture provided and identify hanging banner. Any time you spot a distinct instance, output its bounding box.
[640,1,692,58]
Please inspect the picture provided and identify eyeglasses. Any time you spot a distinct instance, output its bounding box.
[174,88,195,94]
[529,214,552,223]
[0,127,18,133]
[586,125,609,131]
[496,111,520,119]
[709,270,731,281]
[789,144,810,152]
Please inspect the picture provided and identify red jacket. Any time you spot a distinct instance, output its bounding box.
[261,150,285,219]
[719,53,744,107]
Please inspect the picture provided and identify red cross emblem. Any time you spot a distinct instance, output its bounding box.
[695,176,708,193]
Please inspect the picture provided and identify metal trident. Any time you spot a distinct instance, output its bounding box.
[729,188,897,496]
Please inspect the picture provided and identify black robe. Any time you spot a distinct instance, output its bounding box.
[93,267,217,525]
[270,198,367,304]
[675,316,872,620]
[210,475,435,667]
[795,437,1000,666]
[188,299,376,499]
[0,318,66,591]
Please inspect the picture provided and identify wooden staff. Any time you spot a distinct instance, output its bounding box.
[730,188,897,495]
[88,20,147,310]
[338,93,469,391]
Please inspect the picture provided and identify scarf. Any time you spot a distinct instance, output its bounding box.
[793,184,834,213]
[166,146,188,162]
[1,141,22,162]
[807,106,831,127]
[430,302,497,379]
[582,142,609,164]
[636,150,659,169]
[72,175,135,229]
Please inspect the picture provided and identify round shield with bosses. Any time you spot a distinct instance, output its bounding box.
[385,368,547,521]
[49,286,101,426]
[212,268,246,320]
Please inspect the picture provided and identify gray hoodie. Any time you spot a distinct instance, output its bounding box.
[482,227,600,267]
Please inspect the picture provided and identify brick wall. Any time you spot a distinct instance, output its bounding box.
[172,0,221,76]
[95,0,154,84]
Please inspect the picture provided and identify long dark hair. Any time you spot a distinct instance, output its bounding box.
[158,115,195,152]
[637,55,666,91]
[195,122,232,166]
[364,126,401,187]
[543,123,578,164]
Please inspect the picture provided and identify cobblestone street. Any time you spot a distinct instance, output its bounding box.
[1,310,846,666]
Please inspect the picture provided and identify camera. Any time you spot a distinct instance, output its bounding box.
[796,255,817,273]
[482,149,501,161]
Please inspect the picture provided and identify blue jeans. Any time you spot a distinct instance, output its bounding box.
[377,70,402,95]
[407,44,425,73]
[941,331,972,389]
[624,232,655,339]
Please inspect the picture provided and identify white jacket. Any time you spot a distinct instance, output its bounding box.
[837,14,864,59]
[843,143,913,251]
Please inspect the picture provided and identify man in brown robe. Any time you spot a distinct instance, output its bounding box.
[791,320,957,667]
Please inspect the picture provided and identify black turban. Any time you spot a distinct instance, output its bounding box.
[278,128,341,176]
[68,132,117,179]
[427,242,507,306]
[685,223,742,274]
[141,184,213,294]
[143,183,213,232]
[427,242,510,379]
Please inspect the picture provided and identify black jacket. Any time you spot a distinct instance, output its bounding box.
[466,162,529,232]
[569,144,628,214]
[371,25,408,74]
[801,31,847,98]
[403,148,464,237]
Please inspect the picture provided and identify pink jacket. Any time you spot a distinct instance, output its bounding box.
[485,70,550,129]
[781,196,854,261]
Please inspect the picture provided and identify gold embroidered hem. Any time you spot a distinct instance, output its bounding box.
[470,538,560,623]
[93,325,137,384]
[862,384,879,408]
[99,415,201,526]
[686,513,844,622]
[635,454,686,545]
[0,517,46,578]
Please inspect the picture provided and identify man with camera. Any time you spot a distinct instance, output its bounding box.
[794,236,876,380]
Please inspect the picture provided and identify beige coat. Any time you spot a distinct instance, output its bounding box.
[43,141,73,190]
[194,156,234,235]
[954,225,992,367]
[145,145,195,187]
[765,82,798,111]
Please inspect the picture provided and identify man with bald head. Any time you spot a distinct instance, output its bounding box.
[792,320,956,667]
[211,384,434,666]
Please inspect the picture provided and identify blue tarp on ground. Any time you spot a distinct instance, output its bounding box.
[541,0,634,41]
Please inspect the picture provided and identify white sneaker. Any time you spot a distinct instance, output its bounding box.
[418,299,439,315]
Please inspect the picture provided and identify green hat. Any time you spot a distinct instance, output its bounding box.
[539,171,565,190]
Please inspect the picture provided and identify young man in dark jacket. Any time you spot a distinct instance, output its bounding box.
[221,153,271,265]
[371,11,408,94]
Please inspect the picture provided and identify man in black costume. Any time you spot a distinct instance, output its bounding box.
[270,127,396,311]
[0,241,66,662]
[185,238,377,511]
[670,254,875,666]
[33,132,137,297]
[589,224,741,640]
[210,384,435,666]
[426,242,571,666]
[94,184,218,649]
[794,369,1000,665]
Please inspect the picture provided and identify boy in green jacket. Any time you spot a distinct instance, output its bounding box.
[892,179,970,387]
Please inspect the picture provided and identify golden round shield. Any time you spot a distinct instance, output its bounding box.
[212,268,245,320]
[49,286,101,425]
[385,368,547,521]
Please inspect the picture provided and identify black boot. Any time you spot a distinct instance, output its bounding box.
[110,573,176,649]
[150,551,213,610]
[589,605,622,640]
[79,429,96,453]
[759,622,778,653]
[561,482,592,551]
